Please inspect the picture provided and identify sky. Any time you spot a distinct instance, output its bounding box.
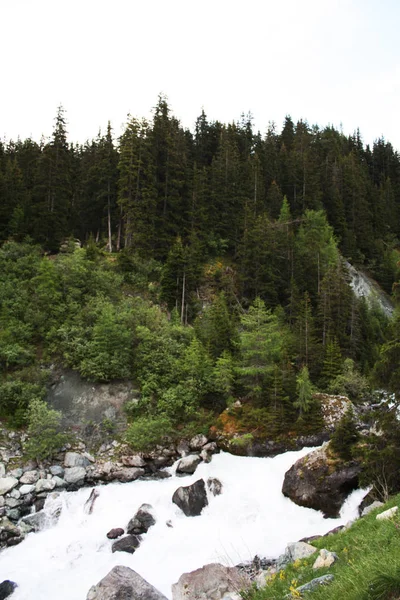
[1,0,400,149]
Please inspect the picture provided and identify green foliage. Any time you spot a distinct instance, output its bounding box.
[25,399,69,461]
[294,366,314,416]
[359,408,400,501]
[0,380,45,427]
[125,415,173,452]
[236,297,285,403]
[330,406,359,460]
[328,358,370,401]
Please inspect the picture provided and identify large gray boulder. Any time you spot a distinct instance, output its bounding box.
[172,479,208,516]
[176,455,202,475]
[64,466,86,485]
[127,504,155,535]
[172,563,251,600]
[86,565,168,600]
[282,443,361,518]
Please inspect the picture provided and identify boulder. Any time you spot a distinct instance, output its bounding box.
[49,465,64,477]
[121,455,146,468]
[111,467,145,483]
[376,506,398,521]
[282,443,361,518]
[361,500,384,517]
[172,563,251,600]
[0,580,17,600]
[286,541,318,561]
[64,467,86,485]
[0,478,18,496]
[19,470,39,485]
[189,434,208,450]
[127,504,156,535]
[21,510,48,532]
[172,479,208,517]
[312,549,338,569]
[35,479,56,493]
[176,455,202,475]
[293,574,334,595]
[64,452,89,468]
[86,565,168,600]
[106,527,124,539]
[0,517,21,545]
[111,534,140,554]
[207,477,223,496]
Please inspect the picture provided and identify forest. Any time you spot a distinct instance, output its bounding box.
[1,95,400,453]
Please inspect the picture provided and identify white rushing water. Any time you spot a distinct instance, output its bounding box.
[0,448,367,599]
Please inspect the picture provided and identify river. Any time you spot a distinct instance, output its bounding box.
[0,448,367,599]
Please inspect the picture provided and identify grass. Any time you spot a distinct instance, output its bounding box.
[245,495,400,600]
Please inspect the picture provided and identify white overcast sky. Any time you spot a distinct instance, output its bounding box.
[1,0,400,149]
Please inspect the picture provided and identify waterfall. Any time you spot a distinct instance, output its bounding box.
[345,261,394,318]
[0,449,367,599]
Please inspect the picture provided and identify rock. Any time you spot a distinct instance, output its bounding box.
[172,479,208,517]
[84,489,99,514]
[282,443,361,518]
[111,467,145,483]
[8,469,23,479]
[376,506,398,520]
[106,528,124,539]
[0,498,4,508]
[86,565,168,600]
[49,465,64,477]
[9,489,20,500]
[35,479,56,493]
[361,500,384,517]
[21,510,48,532]
[0,465,5,478]
[127,504,156,535]
[111,534,140,554]
[172,563,252,600]
[176,455,202,475]
[64,452,89,468]
[52,476,67,488]
[5,509,20,522]
[207,477,223,496]
[0,580,17,599]
[0,478,18,496]
[64,466,86,485]
[286,542,317,561]
[19,470,39,485]
[0,517,21,543]
[121,455,146,468]
[189,434,208,450]
[313,548,338,569]
[176,441,190,457]
[294,574,334,595]
[5,498,21,509]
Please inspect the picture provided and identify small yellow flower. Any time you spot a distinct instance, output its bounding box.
[280,570,286,580]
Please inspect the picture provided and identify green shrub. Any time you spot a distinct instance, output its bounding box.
[24,399,70,461]
[330,406,359,460]
[125,416,173,451]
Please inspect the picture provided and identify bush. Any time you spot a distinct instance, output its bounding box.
[125,416,173,452]
[24,399,69,461]
[330,406,359,460]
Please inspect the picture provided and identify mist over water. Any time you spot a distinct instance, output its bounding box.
[0,449,367,599]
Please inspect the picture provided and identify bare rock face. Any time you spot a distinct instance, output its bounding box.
[172,479,208,517]
[172,563,251,600]
[0,580,17,600]
[86,565,168,600]
[282,443,361,518]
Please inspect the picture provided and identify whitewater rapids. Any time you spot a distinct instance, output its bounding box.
[0,448,367,599]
